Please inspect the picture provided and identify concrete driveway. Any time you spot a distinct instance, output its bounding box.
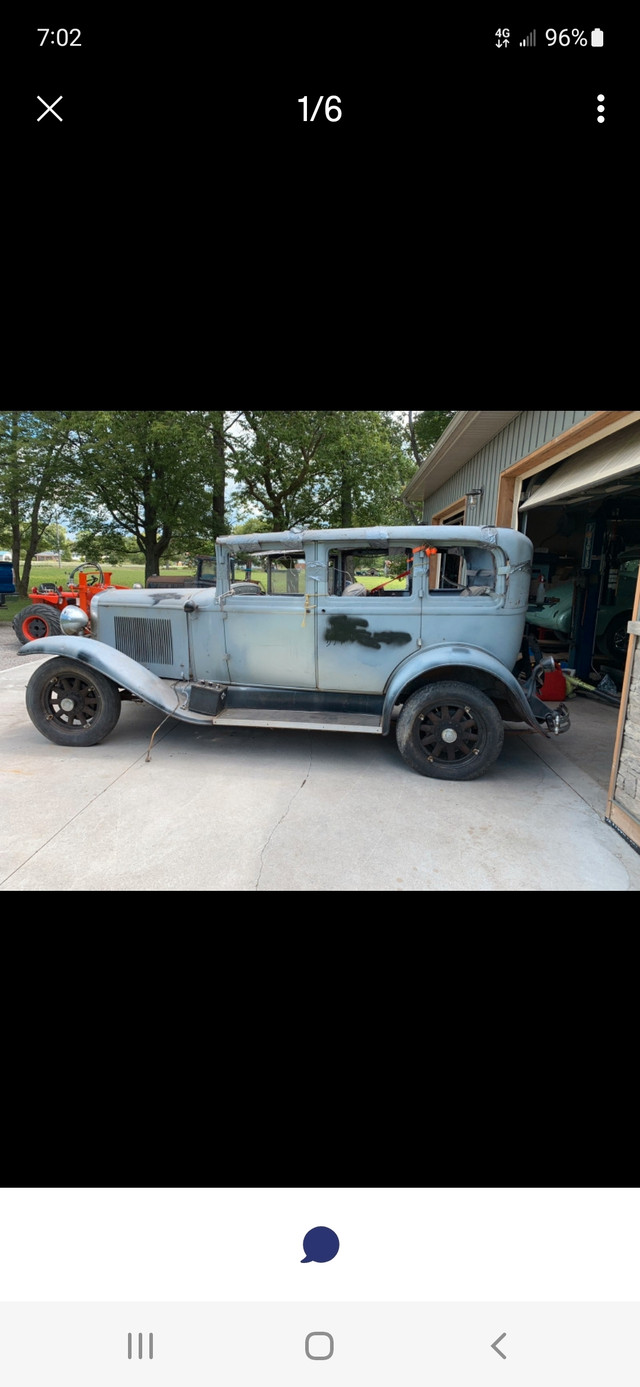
[2,628,640,891]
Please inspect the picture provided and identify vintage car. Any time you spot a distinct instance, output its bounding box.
[19,525,569,781]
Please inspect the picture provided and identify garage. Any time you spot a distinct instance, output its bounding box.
[517,419,640,678]
[515,421,640,850]
[403,410,640,850]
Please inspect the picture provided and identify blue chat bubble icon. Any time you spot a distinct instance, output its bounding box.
[301,1226,340,1263]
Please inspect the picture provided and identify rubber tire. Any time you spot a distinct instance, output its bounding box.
[13,603,63,645]
[25,657,121,746]
[395,681,505,781]
[603,611,631,661]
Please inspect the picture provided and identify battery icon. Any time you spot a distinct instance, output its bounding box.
[591,28,604,45]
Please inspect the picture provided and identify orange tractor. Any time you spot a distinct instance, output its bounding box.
[12,564,130,645]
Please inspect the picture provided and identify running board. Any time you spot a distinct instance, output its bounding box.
[211,708,383,733]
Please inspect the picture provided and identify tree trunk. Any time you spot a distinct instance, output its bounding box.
[211,415,226,536]
[407,411,423,468]
[145,541,165,586]
[7,415,26,594]
[340,470,353,528]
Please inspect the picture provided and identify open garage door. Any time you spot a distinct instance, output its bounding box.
[520,421,640,511]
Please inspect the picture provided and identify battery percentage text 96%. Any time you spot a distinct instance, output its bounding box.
[298,97,342,121]
[546,29,588,44]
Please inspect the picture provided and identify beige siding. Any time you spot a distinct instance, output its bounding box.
[424,411,594,525]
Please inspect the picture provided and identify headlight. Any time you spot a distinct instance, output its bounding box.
[60,605,90,636]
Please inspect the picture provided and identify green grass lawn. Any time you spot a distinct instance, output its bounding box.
[351,574,408,592]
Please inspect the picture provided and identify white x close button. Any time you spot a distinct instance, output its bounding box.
[37,95,63,121]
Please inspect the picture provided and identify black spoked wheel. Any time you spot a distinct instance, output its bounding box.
[604,612,631,661]
[25,657,121,746]
[396,681,504,781]
[13,603,62,645]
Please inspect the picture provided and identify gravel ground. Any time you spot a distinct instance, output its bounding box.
[0,621,46,671]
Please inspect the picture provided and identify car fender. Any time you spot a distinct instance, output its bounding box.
[17,635,209,725]
[382,644,547,734]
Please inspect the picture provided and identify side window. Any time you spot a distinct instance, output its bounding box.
[199,559,217,583]
[328,549,412,596]
[618,556,639,587]
[225,551,306,595]
[430,546,497,595]
[266,558,306,594]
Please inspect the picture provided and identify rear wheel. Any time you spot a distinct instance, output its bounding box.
[603,611,632,661]
[25,657,121,746]
[396,681,504,780]
[13,603,63,645]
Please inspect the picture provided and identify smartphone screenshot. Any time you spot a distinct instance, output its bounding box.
[1,1187,638,1386]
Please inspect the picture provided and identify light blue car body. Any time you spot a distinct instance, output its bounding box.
[20,526,569,760]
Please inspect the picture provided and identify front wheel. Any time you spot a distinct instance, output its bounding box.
[13,603,62,645]
[395,681,504,781]
[25,657,121,746]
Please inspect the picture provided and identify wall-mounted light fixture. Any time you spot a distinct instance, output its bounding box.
[466,488,484,509]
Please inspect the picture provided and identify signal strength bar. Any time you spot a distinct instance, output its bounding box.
[520,29,536,45]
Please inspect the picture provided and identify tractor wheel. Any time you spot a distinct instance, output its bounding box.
[12,603,63,645]
[25,657,121,746]
[395,681,504,781]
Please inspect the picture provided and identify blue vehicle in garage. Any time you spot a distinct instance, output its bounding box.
[0,557,15,607]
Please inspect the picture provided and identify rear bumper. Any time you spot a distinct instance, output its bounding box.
[542,702,570,735]
[527,696,570,736]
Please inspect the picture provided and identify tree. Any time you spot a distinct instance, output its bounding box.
[69,411,229,584]
[37,523,73,561]
[75,530,155,565]
[74,529,114,564]
[0,411,76,596]
[407,411,455,468]
[314,411,414,528]
[231,517,275,534]
[228,411,415,532]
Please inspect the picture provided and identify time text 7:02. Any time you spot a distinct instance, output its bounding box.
[38,29,81,45]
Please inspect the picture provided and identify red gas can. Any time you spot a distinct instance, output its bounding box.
[538,663,567,700]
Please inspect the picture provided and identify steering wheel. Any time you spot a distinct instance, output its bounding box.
[68,562,104,587]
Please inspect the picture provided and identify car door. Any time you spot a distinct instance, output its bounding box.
[221,561,316,689]
[315,542,423,694]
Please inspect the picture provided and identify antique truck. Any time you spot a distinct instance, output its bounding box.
[145,555,218,590]
[18,525,569,781]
